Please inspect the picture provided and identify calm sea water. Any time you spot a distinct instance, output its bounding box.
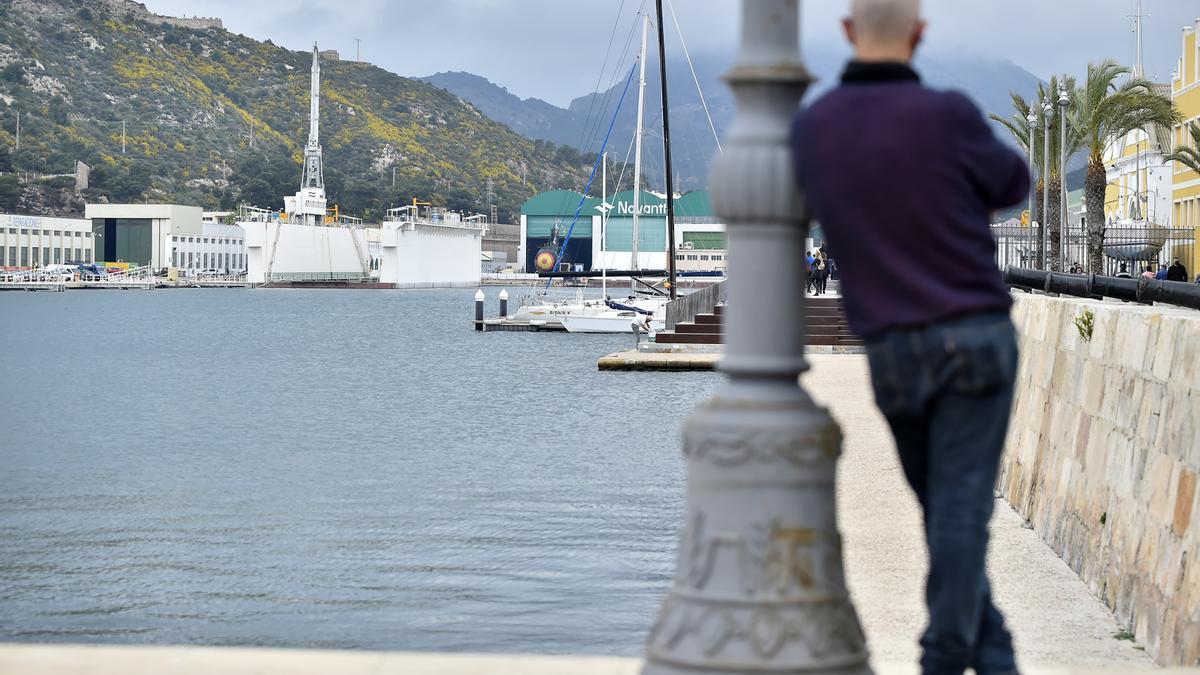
[0,288,718,654]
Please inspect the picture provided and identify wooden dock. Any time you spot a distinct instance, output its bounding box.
[473,318,566,332]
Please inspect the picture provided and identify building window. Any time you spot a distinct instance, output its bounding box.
[21,247,29,266]
[53,249,61,263]
[74,248,81,262]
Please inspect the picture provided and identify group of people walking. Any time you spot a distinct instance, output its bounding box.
[805,249,835,295]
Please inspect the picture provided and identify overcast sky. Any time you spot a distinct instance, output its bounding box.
[142,0,1199,107]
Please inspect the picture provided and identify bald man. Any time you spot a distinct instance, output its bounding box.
[792,2,1029,674]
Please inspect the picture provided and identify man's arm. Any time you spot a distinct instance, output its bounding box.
[949,92,1030,210]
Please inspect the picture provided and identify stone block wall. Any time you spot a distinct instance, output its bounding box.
[1000,294,1199,666]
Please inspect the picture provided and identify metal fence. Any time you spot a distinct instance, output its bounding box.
[664,280,727,330]
[992,224,1196,276]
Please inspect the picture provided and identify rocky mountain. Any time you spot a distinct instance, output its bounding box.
[0,0,591,220]
[422,47,1045,191]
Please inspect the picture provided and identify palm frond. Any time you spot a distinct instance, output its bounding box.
[1165,122,1200,175]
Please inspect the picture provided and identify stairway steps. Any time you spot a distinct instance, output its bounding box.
[808,336,866,346]
[808,326,860,336]
[656,300,861,348]
[675,322,723,334]
[655,332,724,345]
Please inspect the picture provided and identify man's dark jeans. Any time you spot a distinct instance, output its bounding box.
[864,311,1020,675]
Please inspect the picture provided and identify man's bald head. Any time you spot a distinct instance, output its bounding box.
[843,0,925,63]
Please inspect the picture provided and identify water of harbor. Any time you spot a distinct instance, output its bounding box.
[0,288,719,654]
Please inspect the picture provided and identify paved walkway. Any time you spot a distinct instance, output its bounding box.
[803,354,1154,670]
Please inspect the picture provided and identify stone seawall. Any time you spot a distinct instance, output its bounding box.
[1000,294,1199,666]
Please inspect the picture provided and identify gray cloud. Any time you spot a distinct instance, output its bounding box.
[145,0,1199,106]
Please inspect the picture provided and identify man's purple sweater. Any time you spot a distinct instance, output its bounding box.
[791,61,1029,339]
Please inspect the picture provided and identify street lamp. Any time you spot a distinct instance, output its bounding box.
[1058,83,1070,271]
[1026,109,1037,267]
[1042,97,1053,270]
[640,2,870,673]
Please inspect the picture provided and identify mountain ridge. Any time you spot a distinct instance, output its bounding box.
[421,47,1045,190]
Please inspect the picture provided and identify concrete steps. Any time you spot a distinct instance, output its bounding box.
[655,297,864,348]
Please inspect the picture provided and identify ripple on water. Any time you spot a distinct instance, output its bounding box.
[0,288,718,654]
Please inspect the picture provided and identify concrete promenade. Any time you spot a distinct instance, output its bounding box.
[807,354,1155,670]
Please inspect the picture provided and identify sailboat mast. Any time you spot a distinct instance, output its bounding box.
[655,0,678,300]
[631,14,649,271]
[602,151,608,296]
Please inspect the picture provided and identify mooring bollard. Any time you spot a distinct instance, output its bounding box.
[474,289,485,331]
[498,288,509,318]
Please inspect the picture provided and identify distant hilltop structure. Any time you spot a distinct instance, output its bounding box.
[320,50,340,62]
[103,1,224,31]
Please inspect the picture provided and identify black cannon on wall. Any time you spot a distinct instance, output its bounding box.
[1003,267,1200,311]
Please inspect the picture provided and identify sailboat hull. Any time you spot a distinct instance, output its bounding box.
[561,313,665,333]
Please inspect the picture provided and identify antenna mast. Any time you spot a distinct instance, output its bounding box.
[1130,0,1148,77]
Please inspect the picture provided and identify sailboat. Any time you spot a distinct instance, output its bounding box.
[561,11,672,334]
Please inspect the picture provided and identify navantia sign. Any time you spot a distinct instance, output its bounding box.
[615,201,666,216]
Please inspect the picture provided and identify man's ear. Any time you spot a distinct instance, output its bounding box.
[842,18,856,46]
[910,20,927,54]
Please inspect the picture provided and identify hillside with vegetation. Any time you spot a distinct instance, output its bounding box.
[0,0,593,221]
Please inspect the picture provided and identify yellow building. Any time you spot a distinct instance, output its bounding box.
[1170,17,1200,277]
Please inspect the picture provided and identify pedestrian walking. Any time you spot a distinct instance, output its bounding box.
[792,1,1028,672]
[1143,265,1157,279]
[1115,263,1132,279]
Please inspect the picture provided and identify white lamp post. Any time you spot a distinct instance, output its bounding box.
[641,2,870,673]
[1026,109,1037,268]
[1042,97,1053,270]
[1058,83,1070,271]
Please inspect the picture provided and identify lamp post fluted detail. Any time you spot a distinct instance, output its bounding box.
[1042,97,1053,271]
[641,3,871,674]
[1026,109,1037,268]
[1058,82,1069,270]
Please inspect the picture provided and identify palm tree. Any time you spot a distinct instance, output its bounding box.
[992,75,1080,271]
[1165,121,1200,176]
[1070,60,1179,273]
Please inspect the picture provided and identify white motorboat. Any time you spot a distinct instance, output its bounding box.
[561,311,665,334]
[560,296,667,333]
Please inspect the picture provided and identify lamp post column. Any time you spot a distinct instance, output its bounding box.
[1042,97,1053,271]
[1058,83,1070,270]
[641,2,870,674]
[1027,110,1037,268]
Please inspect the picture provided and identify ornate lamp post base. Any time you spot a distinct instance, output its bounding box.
[641,2,871,673]
[643,399,870,674]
